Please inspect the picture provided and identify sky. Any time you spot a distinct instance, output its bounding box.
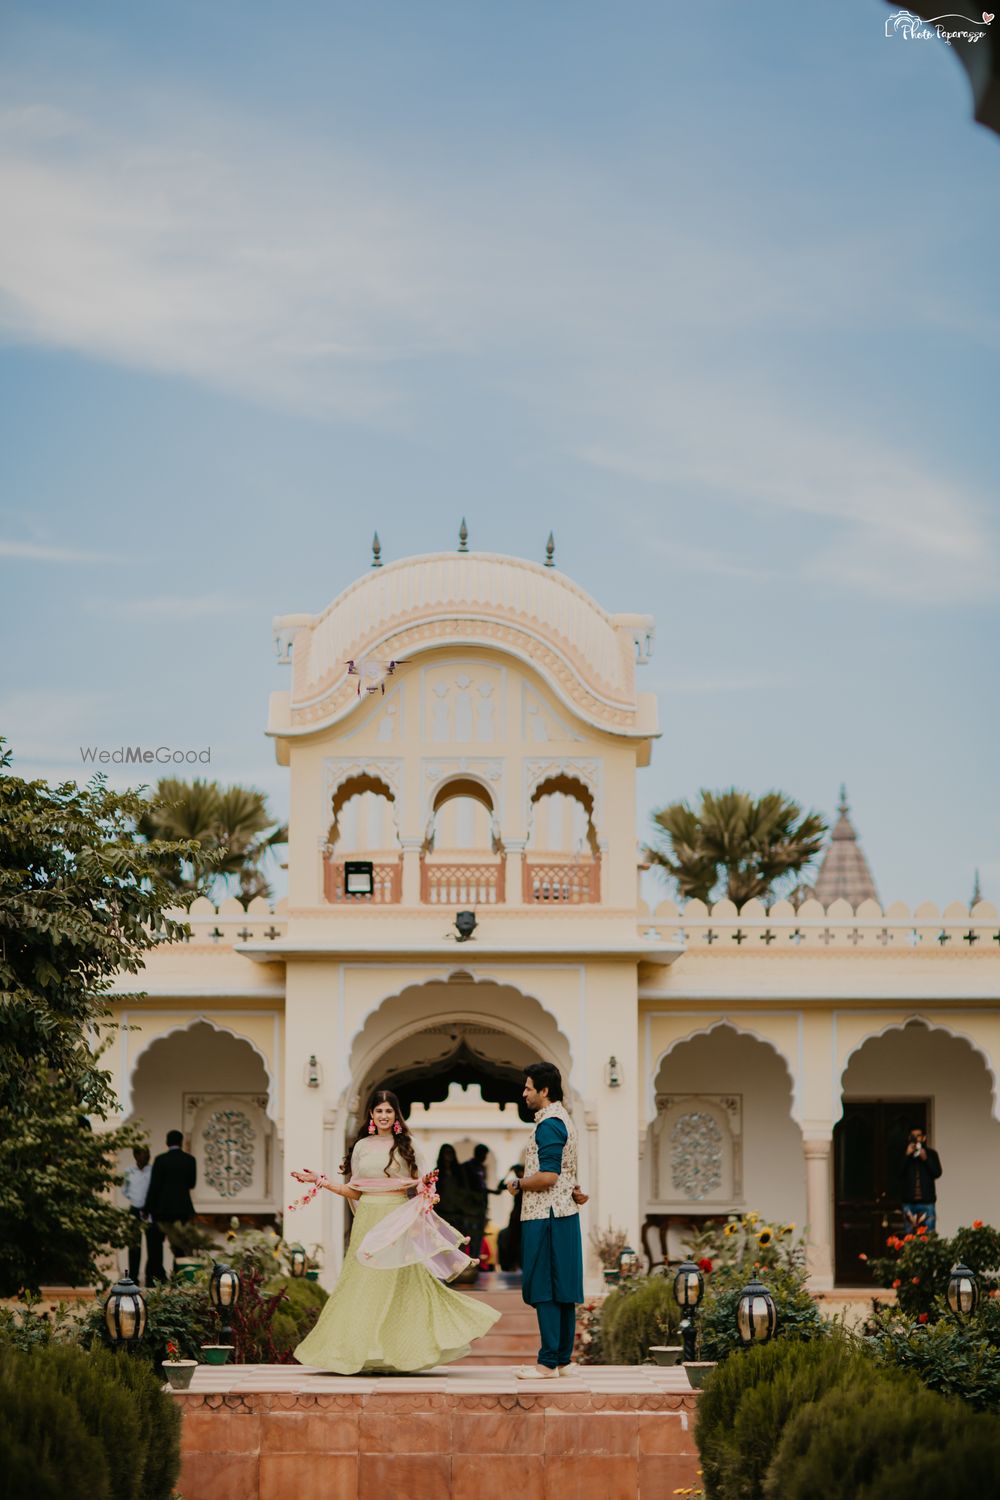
[1,0,997,908]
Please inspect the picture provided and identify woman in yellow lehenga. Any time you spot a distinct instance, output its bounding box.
[291,1089,499,1374]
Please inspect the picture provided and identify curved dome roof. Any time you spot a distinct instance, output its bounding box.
[272,551,655,737]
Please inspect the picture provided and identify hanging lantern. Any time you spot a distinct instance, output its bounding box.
[103,1275,147,1346]
[618,1246,640,1278]
[289,1244,308,1279]
[736,1277,777,1347]
[673,1260,705,1311]
[946,1262,979,1320]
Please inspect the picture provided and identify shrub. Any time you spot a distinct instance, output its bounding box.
[600,1274,680,1363]
[854,1416,1000,1500]
[763,1377,971,1499]
[698,1261,825,1363]
[103,1346,182,1500]
[0,1348,109,1500]
[868,1229,953,1319]
[867,1314,1000,1412]
[266,1275,327,1356]
[697,1335,869,1500]
[38,1344,144,1500]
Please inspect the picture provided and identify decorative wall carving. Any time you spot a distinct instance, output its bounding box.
[649,1094,742,1205]
[183,1092,274,1211]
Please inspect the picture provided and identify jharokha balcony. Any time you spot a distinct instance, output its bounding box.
[322,851,600,906]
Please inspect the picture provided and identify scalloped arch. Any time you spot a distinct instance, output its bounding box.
[650,1019,798,1129]
[123,1017,277,1123]
[838,1016,1000,1124]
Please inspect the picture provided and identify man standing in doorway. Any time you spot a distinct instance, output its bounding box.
[509,1062,586,1379]
[901,1126,942,1234]
[143,1129,197,1284]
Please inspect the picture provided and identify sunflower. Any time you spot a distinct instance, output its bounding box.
[782,1223,795,1235]
[757,1227,774,1248]
[744,1212,759,1227]
[723,1222,738,1238]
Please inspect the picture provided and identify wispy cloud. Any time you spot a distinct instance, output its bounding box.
[84,593,252,620]
[0,538,121,563]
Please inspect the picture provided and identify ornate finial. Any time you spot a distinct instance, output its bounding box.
[458,517,469,553]
[972,868,983,908]
[371,531,382,569]
[838,783,848,815]
[544,531,555,568]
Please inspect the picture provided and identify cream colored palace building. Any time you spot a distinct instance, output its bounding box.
[108,548,1000,1291]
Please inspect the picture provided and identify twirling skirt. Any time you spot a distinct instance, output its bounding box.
[293,1193,500,1374]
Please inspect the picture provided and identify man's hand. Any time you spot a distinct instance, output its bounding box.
[507,1179,520,1195]
[572,1185,589,1205]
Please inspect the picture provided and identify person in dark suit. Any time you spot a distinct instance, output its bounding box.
[143,1129,197,1284]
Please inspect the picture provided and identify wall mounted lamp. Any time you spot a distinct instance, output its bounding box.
[606,1056,622,1088]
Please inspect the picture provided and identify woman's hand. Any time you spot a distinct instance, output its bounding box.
[291,1169,318,1184]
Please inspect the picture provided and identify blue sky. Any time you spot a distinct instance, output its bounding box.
[1,1,997,907]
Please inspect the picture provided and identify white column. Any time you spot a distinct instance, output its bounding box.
[400,838,422,905]
[505,838,526,905]
[803,1135,834,1289]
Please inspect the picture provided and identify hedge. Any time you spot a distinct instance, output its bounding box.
[599,1275,680,1364]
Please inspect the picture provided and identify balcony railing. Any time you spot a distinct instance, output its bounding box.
[524,857,600,904]
[323,858,402,904]
[421,860,505,905]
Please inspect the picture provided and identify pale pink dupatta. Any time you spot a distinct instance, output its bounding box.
[350,1174,475,1282]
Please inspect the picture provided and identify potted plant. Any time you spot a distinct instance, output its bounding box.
[649,1344,683,1366]
[199,1343,235,1365]
[162,1340,198,1389]
[590,1221,629,1284]
[682,1360,717,1389]
[167,1220,219,1282]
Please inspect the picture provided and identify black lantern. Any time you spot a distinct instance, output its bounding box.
[946,1262,979,1320]
[208,1262,242,1345]
[619,1246,640,1278]
[673,1261,705,1362]
[736,1277,777,1347]
[103,1275,147,1346]
[344,860,375,897]
[289,1244,307,1279]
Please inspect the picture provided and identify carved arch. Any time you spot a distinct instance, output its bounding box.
[650,1019,799,1130]
[838,1016,1000,1125]
[123,1016,277,1124]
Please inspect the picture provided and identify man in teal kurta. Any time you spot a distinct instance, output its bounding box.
[509,1062,586,1378]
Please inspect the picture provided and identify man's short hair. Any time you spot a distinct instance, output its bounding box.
[166,1129,184,1148]
[523,1061,563,1102]
[474,1143,489,1161]
[133,1145,150,1165]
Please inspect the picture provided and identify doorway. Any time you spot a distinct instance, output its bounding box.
[834,1098,928,1285]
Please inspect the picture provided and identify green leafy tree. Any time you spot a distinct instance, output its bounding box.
[135,777,287,904]
[0,744,196,1295]
[646,788,827,906]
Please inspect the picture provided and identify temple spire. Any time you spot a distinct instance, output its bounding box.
[813,785,879,908]
[544,531,555,568]
[972,868,983,909]
[458,517,469,553]
[371,531,382,569]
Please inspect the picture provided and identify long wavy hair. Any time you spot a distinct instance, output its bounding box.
[340,1088,418,1179]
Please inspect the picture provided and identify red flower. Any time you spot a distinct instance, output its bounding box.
[911,1277,920,1285]
[892,1279,902,1289]
[698,1257,713,1274]
[903,1235,915,1244]
[916,1227,928,1237]
[973,1220,984,1230]
[858,1253,868,1262]
[918,1313,929,1324]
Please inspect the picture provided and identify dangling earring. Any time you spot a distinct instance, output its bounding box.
[367,1119,376,1135]
[393,1120,402,1135]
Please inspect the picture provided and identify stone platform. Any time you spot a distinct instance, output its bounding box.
[173,1363,702,1500]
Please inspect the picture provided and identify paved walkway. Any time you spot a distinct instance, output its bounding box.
[183,1359,693,1395]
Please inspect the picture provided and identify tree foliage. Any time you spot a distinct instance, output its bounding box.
[646,788,827,906]
[135,776,287,903]
[0,744,196,1294]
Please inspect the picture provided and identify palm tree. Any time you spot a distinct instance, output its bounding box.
[646,789,827,907]
[136,779,288,904]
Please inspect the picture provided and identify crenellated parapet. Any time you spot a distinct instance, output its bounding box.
[638,897,1000,952]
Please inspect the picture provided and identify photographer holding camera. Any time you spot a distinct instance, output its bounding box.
[901,1127,942,1234]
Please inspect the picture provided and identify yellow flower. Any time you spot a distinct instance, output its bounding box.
[783,1223,795,1235]
[744,1212,759,1227]
[757,1228,774,1247]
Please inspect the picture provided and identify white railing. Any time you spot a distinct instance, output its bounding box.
[637,897,1000,951]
